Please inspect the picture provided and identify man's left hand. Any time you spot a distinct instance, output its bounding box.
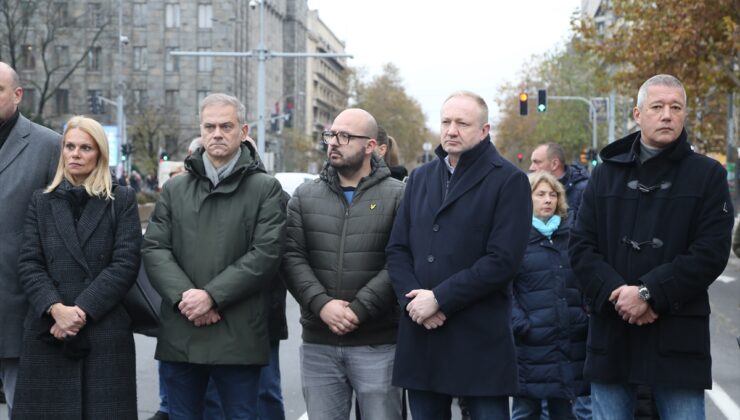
[179,289,214,321]
[405,289,439,325]
[610,285,650,324]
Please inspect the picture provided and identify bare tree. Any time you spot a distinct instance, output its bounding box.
[0,0,111,122]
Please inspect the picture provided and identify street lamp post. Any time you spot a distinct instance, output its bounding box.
[171,0,352,159]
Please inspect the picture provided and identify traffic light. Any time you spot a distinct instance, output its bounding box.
[121,143,133,161]
[588,148,598,167]
[580,148,588,164]
[537,89,547,112]
[88,93,101,114]
[159,150,170,161]
[517,153,524,163]
[519,93,528,116]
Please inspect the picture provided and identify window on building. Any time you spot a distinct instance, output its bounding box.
[20,45,35,69]
[165,4,180,28]
[165,90,178,109]
[197,48,212,72]
[54,45,70,68]
[87,46,102,71]
[87,3,104,28]
[133,3,146,27]
[165,47,179,72]
[56,89,69,114]
[20,88,35,115]
[53,2,69,26]
[196,90,209,114]
[133,47,147,71]
[197,4,213,28]
[132,90,147,113]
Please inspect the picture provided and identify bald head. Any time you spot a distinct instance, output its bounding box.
[0,61,23,121]
[332,108,378,140]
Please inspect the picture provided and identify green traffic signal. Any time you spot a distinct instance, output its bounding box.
[537,89,547,112]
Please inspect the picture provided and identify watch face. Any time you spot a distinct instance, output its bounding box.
[639,287,650,301]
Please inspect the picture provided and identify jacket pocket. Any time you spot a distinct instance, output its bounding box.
[658,315,709,357]
[586,316,609,354]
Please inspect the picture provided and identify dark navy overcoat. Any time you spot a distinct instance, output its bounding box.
[386,138,532,396]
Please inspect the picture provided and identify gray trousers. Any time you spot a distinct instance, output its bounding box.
[300,343,402,420]
[0,358,18,418]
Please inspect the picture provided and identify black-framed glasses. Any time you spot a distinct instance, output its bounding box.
[322,130,371,145]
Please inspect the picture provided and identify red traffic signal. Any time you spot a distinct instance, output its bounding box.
[517,153,524,163]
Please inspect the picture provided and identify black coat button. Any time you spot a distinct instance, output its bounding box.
[427,255,435,263]
[52,280,59,287]
[432,224,440,232]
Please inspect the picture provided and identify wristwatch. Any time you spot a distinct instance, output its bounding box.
[637,285,651,302]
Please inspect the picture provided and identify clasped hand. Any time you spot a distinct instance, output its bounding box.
[405,289,446,330]
[319,300,359,336]
[609,285,658,326]
[49,303,86,340]
[179,289,215,322]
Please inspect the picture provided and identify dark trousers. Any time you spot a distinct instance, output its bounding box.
[407,389,510,420]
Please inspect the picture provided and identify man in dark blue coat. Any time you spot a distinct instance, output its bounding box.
[386,91,531,419]
[569,74,734,419]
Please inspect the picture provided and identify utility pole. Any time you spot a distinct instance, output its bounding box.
[171,0,352,159]
[549,95,608,152]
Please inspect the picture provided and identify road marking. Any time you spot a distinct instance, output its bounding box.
[297,413,308,420]
[706,381,740,419]
[717,275,736,283]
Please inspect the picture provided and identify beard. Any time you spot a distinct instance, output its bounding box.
[328,146,365,177]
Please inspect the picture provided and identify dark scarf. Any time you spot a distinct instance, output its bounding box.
[52,179,92,225]
[0,108,20,152]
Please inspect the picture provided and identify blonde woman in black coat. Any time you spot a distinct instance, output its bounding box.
[14,115,141,419]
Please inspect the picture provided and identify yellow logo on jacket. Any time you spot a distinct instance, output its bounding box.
[370,203,377,210]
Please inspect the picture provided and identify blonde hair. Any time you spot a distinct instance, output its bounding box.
[46,115,113,199]
[528,171,568,219]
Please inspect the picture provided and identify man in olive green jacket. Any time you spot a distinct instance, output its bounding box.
[283,108,405,420]
[142,94,285,419]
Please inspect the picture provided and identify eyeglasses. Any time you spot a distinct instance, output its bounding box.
[322,130,371,145]
[202,122,237,134]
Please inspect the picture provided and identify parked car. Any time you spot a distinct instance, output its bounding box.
[274,172,318,196]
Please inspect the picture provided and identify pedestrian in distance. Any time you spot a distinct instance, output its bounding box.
[14,115,141,418]
[142,93,286,419]
[529,143,589,226]
[569,74,734,419]
[386,91,532,419]
[0,61,61,418]
[510,171,589,420]
[283,108,405,420]
[376,126,408,182]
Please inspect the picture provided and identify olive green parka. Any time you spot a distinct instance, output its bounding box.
[142,143,285,365]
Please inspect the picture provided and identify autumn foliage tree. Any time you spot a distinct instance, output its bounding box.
[351,63,435,165]
[572,0,738,152]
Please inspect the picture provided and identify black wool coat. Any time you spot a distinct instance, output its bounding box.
[569,130,734,389]
[14,182,141,419]
[387,138,532,396]
[511,226,588,400]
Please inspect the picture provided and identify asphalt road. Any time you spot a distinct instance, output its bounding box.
[2,257,738,420]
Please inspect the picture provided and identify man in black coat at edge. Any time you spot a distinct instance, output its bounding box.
[569,74,734,419]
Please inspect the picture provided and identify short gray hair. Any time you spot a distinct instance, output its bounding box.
[443,91,489,125]
[636,74,686,109]
[199,93,246,124]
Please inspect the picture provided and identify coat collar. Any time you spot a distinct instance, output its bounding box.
[48,180,107,277]
[427,137,503,217]
[0,113,31,176]
[600,128,692,165]
[319,153,391,196]
[185,142,264,194]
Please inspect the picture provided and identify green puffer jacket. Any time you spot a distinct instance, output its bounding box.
[283,155,405,346]
[142,143,286,365]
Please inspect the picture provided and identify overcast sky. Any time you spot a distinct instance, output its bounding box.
[306,0,582,129]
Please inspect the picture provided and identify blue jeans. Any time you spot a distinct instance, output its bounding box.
[300,343,402,420]
[591,382,704,420]
[407,389,510,420]
[511,397,574,420]
[160,361,261,420]
[258,341,285,420]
